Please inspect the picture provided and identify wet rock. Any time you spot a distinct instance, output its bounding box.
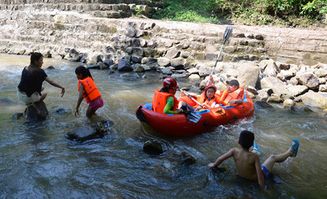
[66,121,111,142]
[25,101,49,121]
[110,64,118,71]
[133,64,145,73]
[103,58,114,67]
[98,62,108,70]
[118,57,133,72]
[180,151,196,165]
[67,48,81,62]
[143,140,164,155]
[255,101,274,109]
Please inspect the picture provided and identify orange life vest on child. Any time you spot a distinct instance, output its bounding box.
[78,77,101,103]
[152,90,179,114]
[197,92,219,108]
[220,88,244,105]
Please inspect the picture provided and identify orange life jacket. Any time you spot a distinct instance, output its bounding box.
[220,88,244,105]
[152,90,179,114]
[197,92,219,108]
[78,77,101,103]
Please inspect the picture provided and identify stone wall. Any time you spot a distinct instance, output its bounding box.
[0,0,326,66]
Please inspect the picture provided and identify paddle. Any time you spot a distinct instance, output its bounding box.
[211,26,233,75]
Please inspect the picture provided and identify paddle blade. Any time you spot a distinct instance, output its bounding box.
[187,111,202,123]
[223,26,233,44]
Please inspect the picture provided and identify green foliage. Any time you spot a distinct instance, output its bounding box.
[153,0,326,26]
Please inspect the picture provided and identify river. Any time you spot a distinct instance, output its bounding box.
[0,54,326,199]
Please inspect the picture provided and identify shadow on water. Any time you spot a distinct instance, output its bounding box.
[0,54,327,198]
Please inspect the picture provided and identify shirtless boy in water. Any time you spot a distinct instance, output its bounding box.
[208,130,299,189]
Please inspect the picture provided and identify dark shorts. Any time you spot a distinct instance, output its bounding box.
[89,97,104,111]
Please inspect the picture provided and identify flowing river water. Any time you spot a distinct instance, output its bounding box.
[0,54,326,199]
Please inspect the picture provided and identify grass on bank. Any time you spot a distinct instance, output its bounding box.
[152,0,327,27]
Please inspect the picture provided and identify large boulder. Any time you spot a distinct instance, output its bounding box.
[24,101,49,121]
[296,72,320,89]
[143,140,164,155]
[236,63,260,87]
[300,91,327,111]
[260,76,288,96]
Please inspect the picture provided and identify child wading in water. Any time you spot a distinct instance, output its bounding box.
[208,130,300,189]
[74,66,104,118]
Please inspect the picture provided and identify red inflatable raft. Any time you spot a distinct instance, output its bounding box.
[136,92,254,137]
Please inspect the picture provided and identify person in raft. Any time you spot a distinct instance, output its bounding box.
[185,84,220,110]
[17,52,65,111]
[152,77,186,114]
[74,66,104,118]
[208,130,300,189]
[218,79,245,106]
